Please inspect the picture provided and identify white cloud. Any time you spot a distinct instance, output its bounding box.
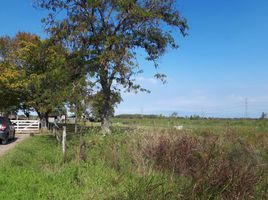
[136,76,158,85]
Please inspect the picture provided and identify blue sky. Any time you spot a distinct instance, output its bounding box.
[1,0,268,118]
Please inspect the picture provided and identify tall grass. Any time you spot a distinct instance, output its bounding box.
[129,129,268,199]
[0,119,267,199]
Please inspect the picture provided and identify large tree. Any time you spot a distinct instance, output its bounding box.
[0,36,26,113]
[17,33,70,128]
[36,0,188,133]
[0,33,70,128]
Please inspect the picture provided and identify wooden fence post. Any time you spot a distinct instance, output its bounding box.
[62,126,67,161]
[53,126,59,142]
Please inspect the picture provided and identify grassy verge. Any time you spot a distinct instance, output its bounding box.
[0,121,267,199]
[0,133,173,200]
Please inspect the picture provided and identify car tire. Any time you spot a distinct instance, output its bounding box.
[2,138,8,145]
[2,133,9,145]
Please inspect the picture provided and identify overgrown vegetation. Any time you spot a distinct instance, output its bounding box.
[0,119,267,199]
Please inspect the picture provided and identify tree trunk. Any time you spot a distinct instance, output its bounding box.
[101,111,111,134]
[37,111,49,131]
[26,112,30,119]
[99,67,112,134]
[100,90,112,134]
[24,110,30,119]
[74,104,78,134]
[41,115,49,130]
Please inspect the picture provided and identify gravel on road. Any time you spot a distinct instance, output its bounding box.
[0,134,30,157]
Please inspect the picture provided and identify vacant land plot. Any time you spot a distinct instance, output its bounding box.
[0,119,267,199]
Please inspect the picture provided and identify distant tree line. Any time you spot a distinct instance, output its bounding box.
[115,114,164,119]
[115,113,268,120]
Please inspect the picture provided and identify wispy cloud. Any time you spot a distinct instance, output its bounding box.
[136,76,158,85]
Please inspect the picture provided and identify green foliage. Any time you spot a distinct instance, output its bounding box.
[0,33,70,119]
[0,37,23,111]
[65,51,92,119]
[23,37,67,114]
[35,0,188,132]
[91,90,122,120]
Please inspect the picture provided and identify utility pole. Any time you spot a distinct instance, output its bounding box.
[245,98,248,119]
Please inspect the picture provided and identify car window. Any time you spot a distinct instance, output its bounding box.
[0,117,2,125]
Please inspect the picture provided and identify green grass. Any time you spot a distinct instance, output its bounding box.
[0,133,177,199]
[112,116,268,127]
[0,118,267,199]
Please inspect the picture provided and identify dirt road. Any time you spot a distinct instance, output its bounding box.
[0,134,30,157]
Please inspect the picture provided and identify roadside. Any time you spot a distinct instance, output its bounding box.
[0,134,30,157]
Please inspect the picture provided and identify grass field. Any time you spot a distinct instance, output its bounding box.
[0,118,267,199]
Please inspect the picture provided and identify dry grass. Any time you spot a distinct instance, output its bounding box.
[128,128,268,199]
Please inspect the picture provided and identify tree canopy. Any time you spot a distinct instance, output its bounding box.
[0,33,71,126]
[36,0,188,133]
